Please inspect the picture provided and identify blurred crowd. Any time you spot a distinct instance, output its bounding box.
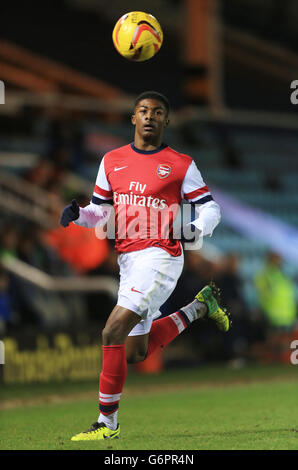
[163,250,297,364]
[0,217,118,333]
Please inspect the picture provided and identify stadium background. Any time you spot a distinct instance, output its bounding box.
[0,0,297,388]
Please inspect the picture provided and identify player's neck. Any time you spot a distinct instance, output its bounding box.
[133,135,163,151]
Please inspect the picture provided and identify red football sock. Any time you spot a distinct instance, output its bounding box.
[146,310,190,358]
[99,344,127,415]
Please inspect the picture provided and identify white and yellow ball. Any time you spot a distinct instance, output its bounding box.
[112,11,163,62]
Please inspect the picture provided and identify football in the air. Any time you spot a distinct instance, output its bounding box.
[112,11,163,62]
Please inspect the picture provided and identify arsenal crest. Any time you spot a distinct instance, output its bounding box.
[157,164,171,179]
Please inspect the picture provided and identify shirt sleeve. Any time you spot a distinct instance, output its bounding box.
[73,203,112,228]
[188,200,221,237]
[92,155,113,205]
[73,155,113,228]
[182,160,213,204]
[182,160,220,237]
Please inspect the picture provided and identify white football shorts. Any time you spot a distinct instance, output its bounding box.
[117,246,184,336]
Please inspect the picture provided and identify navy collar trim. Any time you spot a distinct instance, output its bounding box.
[131,142,168,154]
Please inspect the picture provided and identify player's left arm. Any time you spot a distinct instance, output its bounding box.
[182,160,221,237]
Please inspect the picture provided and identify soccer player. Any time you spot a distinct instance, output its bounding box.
[60,91,229,441]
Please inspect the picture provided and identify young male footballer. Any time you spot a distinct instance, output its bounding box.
[60,91,229,441]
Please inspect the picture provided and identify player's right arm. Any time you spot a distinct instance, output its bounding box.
[60,156,113,228]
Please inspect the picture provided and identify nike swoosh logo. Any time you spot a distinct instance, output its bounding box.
[131,287,143,294]
[114,166,128,172]
[103,431,119,439]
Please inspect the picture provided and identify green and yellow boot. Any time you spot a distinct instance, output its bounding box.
[196,283,230,332]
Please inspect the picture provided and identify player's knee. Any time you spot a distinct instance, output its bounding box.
[102,320,126,345]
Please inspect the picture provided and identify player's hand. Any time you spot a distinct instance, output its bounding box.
[60,199,80,227]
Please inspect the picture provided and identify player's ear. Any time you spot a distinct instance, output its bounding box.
[164,118,170,127]
[131,113,136,126]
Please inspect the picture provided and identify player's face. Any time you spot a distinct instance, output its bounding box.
[132,98,169,143]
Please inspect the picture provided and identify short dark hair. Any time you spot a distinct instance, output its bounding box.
[135,91,170,115]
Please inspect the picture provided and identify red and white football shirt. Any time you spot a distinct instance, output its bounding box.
[92,143,212,257]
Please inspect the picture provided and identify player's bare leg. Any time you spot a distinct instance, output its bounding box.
[102,305,141,345]
[125,333,150,364]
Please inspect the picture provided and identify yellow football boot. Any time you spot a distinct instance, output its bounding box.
[71,422,120,441]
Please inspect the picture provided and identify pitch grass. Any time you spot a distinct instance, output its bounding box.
[1,364,298,450]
